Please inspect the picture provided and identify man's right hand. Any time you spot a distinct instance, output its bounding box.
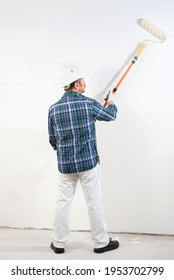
[107,100,114,106]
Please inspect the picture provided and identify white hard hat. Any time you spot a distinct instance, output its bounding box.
[56,63,84,88]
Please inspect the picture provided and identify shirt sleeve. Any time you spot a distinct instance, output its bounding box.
[92,99,117,121]
[48,110,57,150]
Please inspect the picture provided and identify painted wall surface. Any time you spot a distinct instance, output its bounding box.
[0,0,174,234]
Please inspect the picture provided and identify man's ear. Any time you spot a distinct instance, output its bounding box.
[74,81,79,89]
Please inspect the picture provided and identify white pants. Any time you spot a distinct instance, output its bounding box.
[51,164,109,248]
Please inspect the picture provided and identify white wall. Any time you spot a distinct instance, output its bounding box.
[0,0,174,234]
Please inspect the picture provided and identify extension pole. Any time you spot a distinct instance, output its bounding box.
[103,43,146,107]
[112,42,147,95]
[102,19,166,108]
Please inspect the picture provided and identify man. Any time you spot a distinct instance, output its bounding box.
[48,63,119,253]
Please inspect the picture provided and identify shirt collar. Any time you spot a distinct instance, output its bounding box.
[62,91,82,98]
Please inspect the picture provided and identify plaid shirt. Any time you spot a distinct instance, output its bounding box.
[48,91,117,174]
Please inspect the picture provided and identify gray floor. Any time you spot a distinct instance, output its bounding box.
[0,228,174,260]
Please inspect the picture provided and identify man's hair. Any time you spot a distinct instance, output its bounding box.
[64,79,82,91]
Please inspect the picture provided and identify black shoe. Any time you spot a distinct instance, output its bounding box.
[94,238,119,253]
[50,242,65,254]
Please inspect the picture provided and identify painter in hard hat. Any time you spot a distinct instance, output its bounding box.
[48,63,119,254]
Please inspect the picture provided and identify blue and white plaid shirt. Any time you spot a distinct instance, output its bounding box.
[48,91,117,174]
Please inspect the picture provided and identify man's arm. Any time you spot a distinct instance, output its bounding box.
[48,112,57,150]
[92,99,117,121]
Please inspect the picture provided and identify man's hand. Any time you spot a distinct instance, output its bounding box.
[107,100,114,106]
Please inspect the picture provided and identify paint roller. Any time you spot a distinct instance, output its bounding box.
[102,19,166,107]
